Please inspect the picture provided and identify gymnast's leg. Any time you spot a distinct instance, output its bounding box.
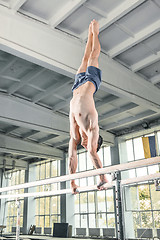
[76,21,93,74]
[87,20,108,189]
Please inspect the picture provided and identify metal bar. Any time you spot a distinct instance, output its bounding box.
[1,172,160,199]
[121,172,160,186]
[0,182,114,199]
[0,157,159,193]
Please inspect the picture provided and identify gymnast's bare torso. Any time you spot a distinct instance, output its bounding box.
[70,81,98,149]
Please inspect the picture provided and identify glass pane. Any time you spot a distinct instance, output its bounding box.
[133,212,141,230]
[126,139,134,161]
[104,147,111,166]
[35,216,39,226]
[136,167,147,177]
[157,131,160,154]
[88,192,95,212]
[81,214,88,228]
[153,211,160,228]
[13,217,17,227]
[36,165,40,180]
[80,178,87,187]
[138,185,151,210]
[20,216,23,226]
[128,169,136,178]
[51,215,58,224]
[97,191,106,212]
[98,148,103,164]
[133,137,144,160]
[75,214,80,228]
[52,197,58,214]
[45,197,50,214]
[89,214,95,227]
[39,216,44,230]
[127,186,139,210]
[150,184,160,210]
[148,165,159,174]
[141,212,153,228]
[107,214,115,227]
[46,162,50,178]
[57,196,60,214]
[10,217,14,229]
[51,161,57,177]
[80,193,87,213]
[97,213,107,228]
[106,189,114,212]
[40,164,45,179]
[88,176,94,186]
[75,194,80,213]
[79,152,86,172]
[20,170,25,183]
[6,218,10,232]
[45,216,50,227]
[87,152,93,170]
[40,198,45,215]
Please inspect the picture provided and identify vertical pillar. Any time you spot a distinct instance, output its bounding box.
[0,172,7,230]
[110,138,125,239]
[119,139,135,239]
[27,164,36,232]
[60,153,66,223]
[16,199,21,240]
[23,165,29,234]
[65,153,75,235]
[0,169,2,215]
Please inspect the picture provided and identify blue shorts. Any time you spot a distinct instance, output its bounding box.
[72,66,102,94]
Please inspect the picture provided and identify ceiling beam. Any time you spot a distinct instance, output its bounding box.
[52,97,71,112]
[99,103,138,123]
[0,56,17,74]
[131,51,160,72]
[8,67,45,94]
[81,0,146,39]
[5,126,19,135]
[0,6,159,112]
[21,130,39,139]
[38,134,57,144]
[150,73,160,84]
[9,0,27,12]
[95,95,119,109]
[32,78,72,103]
[108,19,160,57]
[49,0,87,28]
[103,110,157,130]
[83,2,107,18]
[0,133,63,159]
[0,94,69,136]
[53,138,70,148]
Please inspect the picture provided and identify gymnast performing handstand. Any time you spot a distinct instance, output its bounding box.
[69,20,109,194]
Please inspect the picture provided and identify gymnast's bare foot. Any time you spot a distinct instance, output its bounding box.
[88,22,93,37]
[71,181,79,194]
[97,175,109,190]
[91,19,99,35]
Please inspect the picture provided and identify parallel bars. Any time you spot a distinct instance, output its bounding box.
[0,156,159,194]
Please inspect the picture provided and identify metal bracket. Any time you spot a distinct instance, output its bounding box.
[155,179,160,191]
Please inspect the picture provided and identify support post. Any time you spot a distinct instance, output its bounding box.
[16,199,21,240]
[60,153,66,223]
[115,172,124,240]
[23,166,29,234]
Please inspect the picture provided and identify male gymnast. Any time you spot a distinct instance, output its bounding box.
[69,20,108,194]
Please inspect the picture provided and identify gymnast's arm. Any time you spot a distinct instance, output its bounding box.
[68,133,79,193]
